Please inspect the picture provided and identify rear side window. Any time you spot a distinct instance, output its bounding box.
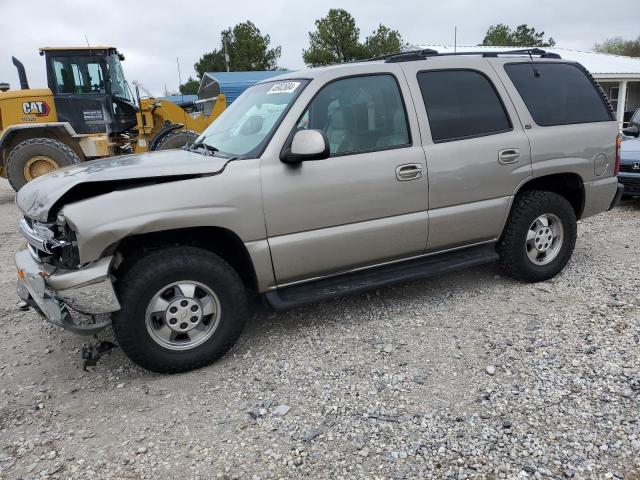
[417,70,512,143]
[505,63,612,126]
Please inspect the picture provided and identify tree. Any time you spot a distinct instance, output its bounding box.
[194,51,226,79]
[220,21,281,71]
[364,25,407,58]
[595,36,640,57]
[481,24,556,47]
[302,9,407,66]
[179,77,200,95]
[191,21,281,80]
[303,9,364,66]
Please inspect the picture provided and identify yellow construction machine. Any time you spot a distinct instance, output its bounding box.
[0,47,226,190]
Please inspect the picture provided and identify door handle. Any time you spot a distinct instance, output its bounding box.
[498,149,521,164]
[396,163,424,181]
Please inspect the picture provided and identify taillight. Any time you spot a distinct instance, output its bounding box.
[614,134,621,176]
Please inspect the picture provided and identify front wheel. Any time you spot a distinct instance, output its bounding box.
[112,247,248,373]
[498,191,577,283]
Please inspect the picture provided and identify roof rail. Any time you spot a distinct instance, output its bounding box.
[381,47,561,63]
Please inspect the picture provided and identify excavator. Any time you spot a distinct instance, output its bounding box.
[0,47,226,190]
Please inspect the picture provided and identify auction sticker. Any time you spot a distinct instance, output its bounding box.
[267,81,300,94]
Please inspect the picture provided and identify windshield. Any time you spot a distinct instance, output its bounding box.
[195,79,308,158]
[106,54,133,102]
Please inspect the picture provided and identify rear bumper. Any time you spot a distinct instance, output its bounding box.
[609,183,625,210]
[582,177,619,218]
[15,248,120,335]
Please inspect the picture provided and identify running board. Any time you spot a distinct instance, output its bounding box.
[264,244,499,310]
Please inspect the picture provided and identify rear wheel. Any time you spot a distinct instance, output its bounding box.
[498,191,577,283]
[153,129,198,151]
[6,137,80,191]
[112,247,247,373]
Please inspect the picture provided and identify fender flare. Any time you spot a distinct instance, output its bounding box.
[149,123,184,151]
[0,122,77,151]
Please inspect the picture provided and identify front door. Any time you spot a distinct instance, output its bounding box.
[48,55,110,134]
[261,71,429,285]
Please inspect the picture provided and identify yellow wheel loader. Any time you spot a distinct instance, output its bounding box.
[0,47,226,191]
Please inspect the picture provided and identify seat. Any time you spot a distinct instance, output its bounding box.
[376,109,409,148]
[325,107,356,154]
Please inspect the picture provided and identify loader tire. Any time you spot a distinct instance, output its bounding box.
[6,137,81,191]
[153,129,199,151]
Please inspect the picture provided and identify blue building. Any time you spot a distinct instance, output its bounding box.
[198,71,287,105]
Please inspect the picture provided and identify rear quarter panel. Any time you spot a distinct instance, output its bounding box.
[490,58,619,217]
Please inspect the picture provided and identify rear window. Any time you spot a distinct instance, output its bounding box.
[505,63,612,126]
[417,70,512,143]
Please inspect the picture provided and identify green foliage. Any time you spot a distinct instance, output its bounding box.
[179,77,200,95]
[364,25,408,58]
[303,9,364,66]
[302,9,406,66]
[194,51,226,79]
[192,21,282,80]
[481,24,556,47]
[594,36,640,57]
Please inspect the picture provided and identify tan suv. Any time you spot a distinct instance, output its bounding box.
[14,48,624,372]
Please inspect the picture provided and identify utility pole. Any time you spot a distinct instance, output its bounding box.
[224,40,230,72]
[176,57,183,101]
[454,26,457,53]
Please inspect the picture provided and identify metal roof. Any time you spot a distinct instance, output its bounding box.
[39,46,116,51]
[200,71,288,104]
[414,45,640,80]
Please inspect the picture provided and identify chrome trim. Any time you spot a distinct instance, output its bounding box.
[19,217,68,254]
[273,239,497,290]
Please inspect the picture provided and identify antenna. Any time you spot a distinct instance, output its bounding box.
[84,34,91,54]
[527,49,540,78]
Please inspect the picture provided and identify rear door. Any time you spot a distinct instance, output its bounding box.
[400,57,532,252]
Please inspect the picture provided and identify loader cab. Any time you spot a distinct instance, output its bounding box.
[41,47,138,135]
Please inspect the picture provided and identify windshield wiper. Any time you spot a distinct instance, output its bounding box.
[188,142,219,156]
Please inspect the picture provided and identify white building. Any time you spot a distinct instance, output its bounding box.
[415,45,640,128]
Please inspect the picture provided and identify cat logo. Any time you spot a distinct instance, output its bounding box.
[22,101,51,117]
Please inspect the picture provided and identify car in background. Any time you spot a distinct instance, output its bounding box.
[620,108,640,199]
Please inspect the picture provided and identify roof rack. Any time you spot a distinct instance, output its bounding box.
[381,48,561,63]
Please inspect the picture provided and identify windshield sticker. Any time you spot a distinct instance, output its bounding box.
[267,81,300,95]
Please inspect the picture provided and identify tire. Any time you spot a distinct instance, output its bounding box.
[497,191,577,283]
[153,129,199,151]
[6,137,81,191]
[111,247,248,373]
[621,194,634,200]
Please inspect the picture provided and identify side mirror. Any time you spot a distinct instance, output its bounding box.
[281,129,330,163]
[622,125,640,138]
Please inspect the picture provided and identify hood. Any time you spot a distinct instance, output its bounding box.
[621,137,640,153]
[16,150,231,222]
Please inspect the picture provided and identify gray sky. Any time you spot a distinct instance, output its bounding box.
[1,0,637,95]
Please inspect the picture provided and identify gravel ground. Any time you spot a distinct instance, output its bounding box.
[0,179,638,480]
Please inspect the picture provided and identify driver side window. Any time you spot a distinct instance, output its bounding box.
[297,74,411,156]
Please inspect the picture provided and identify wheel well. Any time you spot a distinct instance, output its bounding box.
[112,227,258,292]
[516,173,585,218]
[1,127,84,167]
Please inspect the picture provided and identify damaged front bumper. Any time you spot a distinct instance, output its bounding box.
[15,248,120,335]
